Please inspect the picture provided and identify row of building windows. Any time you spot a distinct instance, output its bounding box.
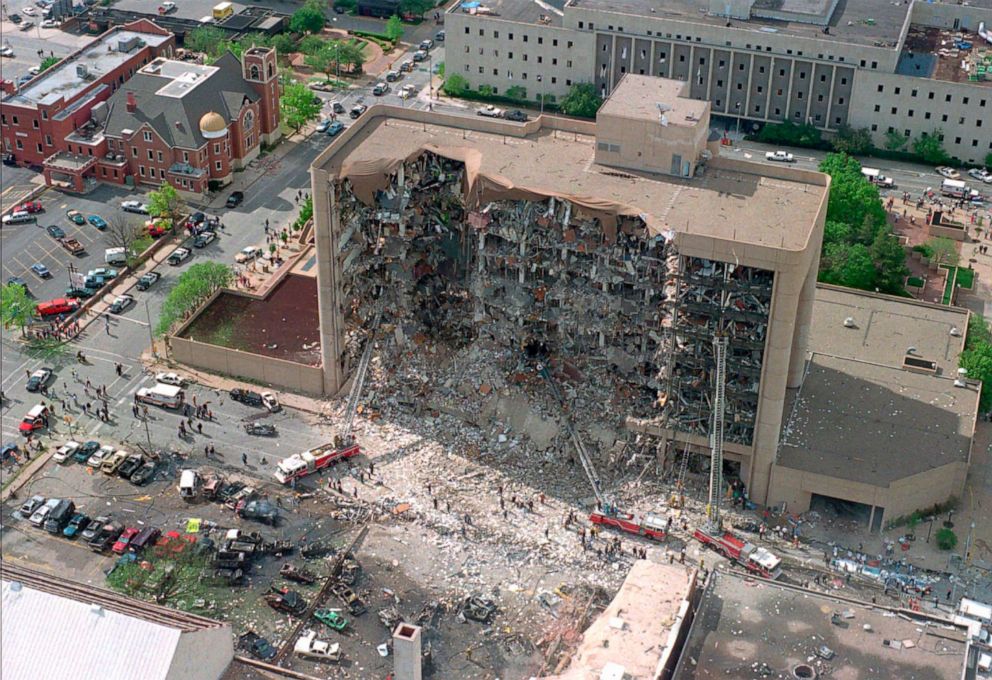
[466,26,573,49]
[875,85,986,107]
[465,64,566,86]
[873,103,986,127]
[874,126,992,150]
[466,46,573,68]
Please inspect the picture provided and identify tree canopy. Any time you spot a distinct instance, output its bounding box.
[280,81,322,131]
[559,83,602,118]
[290,0,326,34]
[986,152,992,170]
[39,56,60,73]
[385,15,404,42]
[912,129,951,165]
[398,0,434,16]
[961,314,992,412]
[185,26,226,55]
[442,73,470,96]
[156,262,233,336]
[830,125,872,156]
[1,283,34,336]
[816,152,908,295]
[147,184,185,228]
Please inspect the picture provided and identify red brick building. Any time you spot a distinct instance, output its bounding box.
[1,20,280,196]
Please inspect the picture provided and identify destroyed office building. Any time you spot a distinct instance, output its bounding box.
[311,75,828,507]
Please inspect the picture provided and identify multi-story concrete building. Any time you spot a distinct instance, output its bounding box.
[445,0,992,166]
[309,76,978,524]
[0,20,280,195]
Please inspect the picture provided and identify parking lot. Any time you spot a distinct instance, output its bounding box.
[0,185,159,303]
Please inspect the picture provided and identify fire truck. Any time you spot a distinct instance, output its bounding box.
[589,505,667,541]
[693,527,782,579]
[274,440,360,485]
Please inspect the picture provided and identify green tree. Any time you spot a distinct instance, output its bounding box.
[156,262,233,336]
[756,121,822,148]
[185,26,226,55]
[290,0,326,34]
[831,125,873,156]
[822,220,852,247]
[986,152,992,170]
[869,231,909,295]
[505,85,527,101]
[818,153,887,233]
[305,43,337,77]
[559,82,602,118]
[442,73,470,96]
[960,338,992,411]
[336,40,366,72]
[912,129,951,165]
[385,15,404,42]
[39,56,60,73]
[270,32,297,56]
[883,129,908,151]
[1,283,34,336]
[935,527,958,551]
[298,34,325,56]
[398,0,434,16]
[925,236,959,267]
[146,183,185,231]
[334,0,356,11]
[820,242,877,290]
[280,81,322,131]
[478,84,494,97]
[966,313,991,350]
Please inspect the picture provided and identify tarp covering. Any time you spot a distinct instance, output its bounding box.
[338,145,650,242]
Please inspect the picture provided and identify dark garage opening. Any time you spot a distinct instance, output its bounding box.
[810,493,878,529]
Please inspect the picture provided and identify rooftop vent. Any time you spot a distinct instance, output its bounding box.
[76,64,90,80]
[903,355,937,375]
[9,581,22,592]
[89,604,104,615]
[950,326,961,337]
[842,317,856,328]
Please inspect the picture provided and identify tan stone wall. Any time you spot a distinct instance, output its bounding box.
[170,335,325,395]
[770,461,969,522]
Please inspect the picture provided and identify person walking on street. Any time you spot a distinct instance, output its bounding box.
[242,452,248,466]
[197,422,202,434]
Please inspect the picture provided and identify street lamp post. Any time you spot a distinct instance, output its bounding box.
[537,75,544,115]
[734,102,741,138]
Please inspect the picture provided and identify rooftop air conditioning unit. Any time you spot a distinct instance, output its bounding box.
[843,317,856,328]
[76,64,89,79]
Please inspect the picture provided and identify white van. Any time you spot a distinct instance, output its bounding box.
[861,168,895,188]
[135,384,184,409]
[942,178,968,198]
[2,210,35,225]
[105,247,127,266]
[179,469,200,498]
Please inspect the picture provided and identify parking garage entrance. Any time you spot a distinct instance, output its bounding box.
[810,493,884,532]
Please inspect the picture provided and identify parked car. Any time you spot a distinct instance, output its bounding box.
[193,230,216,248]
[18,403,50,434]
[264,589,307,615]
[504,110,529,122]
[87,267,118,279]
[109,294,134,314]
[30,263,51,279]
[25,367,53,392]
[385,70,401,82]
[86,444,116,467]
[117,453,144,480]
[349,104,368,119]
[372,82,389,96]
[2,210,35,225]
[477,105,503,118]
[0,45,14,56]
[112,527,140,554]
[30,498,60,526]
[314,608,348,631]
[46,225,66,239]
[399,60,414,72]
[156,371,185,386]
[65,209,85,225]
[7,277,27,292]
[419,39,434,50]
[226,191,244,208]
[87,215,107,230]
[62,513,90,538]
[80,515,110,542]
[16,200,43,213]
[186,211,206,227]
[120,200,150,214]
[412,50,428,62]
[89,521,124,552]
[74,440,100,463]
[167,247,191,265]
[237,499,280,525]
[35,298,79,316]
[765,150,795,163]
[18,495,46,518]
[230,388,263,406]
[130,461,157,485]
[235,246,262,263]
[244,422,276,436]
[435,30,445,42]
[327,121,345,137]
[239,632,278,661]
[44,499,75,534]
[129,526,161,552]
[40,17,58,27]
[146,218,169,237]
[294,629,342,662]
[53,440,80,464]
[101,450,128,475]
[65,287,94,300]
[936,166,961,180]
[316,119,332,133]
[136,272,161,290]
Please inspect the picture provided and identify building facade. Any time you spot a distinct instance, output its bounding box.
[445,0,992,166]
[0,21,280,195]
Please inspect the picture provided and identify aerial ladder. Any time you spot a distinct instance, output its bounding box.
[335,305,383,449]
[705,334,728,532]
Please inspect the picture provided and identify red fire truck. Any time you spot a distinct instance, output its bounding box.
[274,439,359,485]
[693,527,782,579]
[589,507,667,541]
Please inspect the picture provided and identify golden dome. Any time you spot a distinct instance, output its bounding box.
[199,111,227,135]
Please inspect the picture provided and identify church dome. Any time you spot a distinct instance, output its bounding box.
[199,111,227,139]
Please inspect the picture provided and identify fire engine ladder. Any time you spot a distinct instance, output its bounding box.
[341,306,382,441]
[706,334,728,532]
[537,363,605,505]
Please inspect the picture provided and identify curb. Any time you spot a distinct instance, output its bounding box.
[1,450,54,504]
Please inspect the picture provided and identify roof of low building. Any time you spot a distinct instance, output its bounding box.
[778,285,977,485]
[599,75,709,127]
[104,51,258,149]
[674,570,969,680]
[0,561,229,680]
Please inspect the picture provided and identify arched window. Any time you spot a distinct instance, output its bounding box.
[244,110,254,132]
[250,64,260,80]
[267,62,274,78]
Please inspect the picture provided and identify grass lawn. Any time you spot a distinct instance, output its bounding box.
[907,276,925,288]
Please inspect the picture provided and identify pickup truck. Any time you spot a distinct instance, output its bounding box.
[60,238,85,255]
[294,630,342,663]
[765,150,795,163]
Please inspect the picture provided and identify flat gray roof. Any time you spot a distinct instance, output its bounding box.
[599,74,709,127]
[317,109,825,251]
[449,0,565,26]
[675,571,968,680]
[4,29,172,109]
[809,285,968,376]
[566,0,917,49]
